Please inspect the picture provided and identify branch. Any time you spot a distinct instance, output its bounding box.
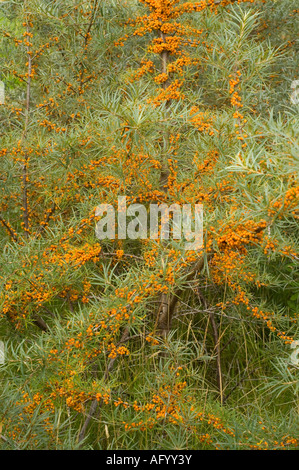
[78,326,130,444]
[21,24,32,239]
[196,286,224,403]
[156,251,215,337]
[33,314,49,332]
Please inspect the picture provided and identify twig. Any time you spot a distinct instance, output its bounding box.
[78,326,130,444]
[33,314,49,332]
[196,286,224,404]
[100,252,143,261]
[156,251,215,337]
[1,434,21,450]
[0,214,18,242]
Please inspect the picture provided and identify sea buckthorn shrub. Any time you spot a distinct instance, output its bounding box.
[0,0,298,450]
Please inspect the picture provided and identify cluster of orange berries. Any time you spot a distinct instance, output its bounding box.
[115,0,209,105]
[131,59,154,81]
[107,344,130,359]
[269,185,299,218]
[189,107,214,135]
